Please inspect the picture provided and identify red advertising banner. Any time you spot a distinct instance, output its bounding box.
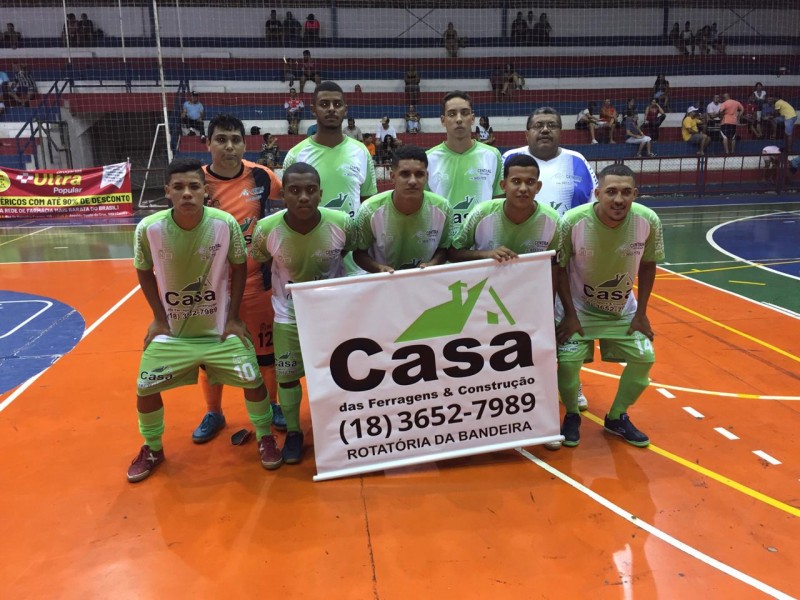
[0,162,133,219]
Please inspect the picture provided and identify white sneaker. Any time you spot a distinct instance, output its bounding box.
[577,384,589,411]
[591,139,599,144]
[544,440,562,451]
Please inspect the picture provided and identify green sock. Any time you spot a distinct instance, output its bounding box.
[245,396,273,439]
[557,361,582,414]
[608,362,652,420]
[279,384,303,432]
[138,406,165,451]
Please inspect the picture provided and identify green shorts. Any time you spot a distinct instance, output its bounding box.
[137,335,264,396]
[273,321,305,383]
[557,329,655,365]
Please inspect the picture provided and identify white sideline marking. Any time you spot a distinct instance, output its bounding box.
[0,285,141,415]
[682,406,705,419]
[0,300,52,339]
[516,448,795,600]
[753,451,781,466]
[714,427,740,441]
[657,387,676,399]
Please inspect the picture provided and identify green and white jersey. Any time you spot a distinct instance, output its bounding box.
[426,141,503,225]
[282,136,377,218]
[452,199,560,255]
[250,207,358,323]
[133,207,247,338]
[557,202,665,330]
[356,190,454,269]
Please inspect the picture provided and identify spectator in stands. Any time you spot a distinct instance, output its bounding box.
[284,88,304,135]
[283,12,302,45]
[343,117,364,141]
[298,50,321,93]
[599,98,618,143]
[443,23,459,58]
[710,23,726,54]
[643,97,667,141]
[652,74,670,110]
[376,116,401,149]
[404,65,421,106]
[681,21,695,56]
[719,92,744,154]
[77,13,95,47]
[3,23,22,50]
[265,10,283,45]
[490,66,505,101]
[626,98,638,116]
[767,96,797,151]
[761,145,781,183]
[706,94,722,140]
[501,63,524,98]
[531,13,552,46]
[304,14,321,45]
[742,96,761,139]
[682,106,710,156]
[475,115,496,146]
[696,25,711,55]
[669,23,686,55]
[363,133,377,161]
[0,69,10,105]
[62,13,79,47]
[760,99,776,140]
[257,133,280,168]
[9,64,36,107]
[576,101,606,144]
[624,110,654,158]
[405,104,421,134]
[510,12,528,46]
[752,82,767,120]
[180,92,205,140]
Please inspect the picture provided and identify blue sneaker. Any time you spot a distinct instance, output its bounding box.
[271,402,287,431]
[192,412,226,444]
[282,431,304,464]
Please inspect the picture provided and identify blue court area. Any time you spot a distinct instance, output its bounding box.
[710,212,800,278]
[0,290,85,395]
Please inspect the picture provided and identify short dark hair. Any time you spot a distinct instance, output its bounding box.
[282,161,320,186]
[313,80,345,104]
[207,114,245,139]
[391,145,428,168]
[526,107,562,130]
[503,153,540,178]
[166,157,205,182]
[598,163,636,183]
[441,91,473,115]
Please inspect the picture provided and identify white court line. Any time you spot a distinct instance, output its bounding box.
[0,300,53,339]
[0,226,53,248]
[753,451,782,466]
[714,427,740,441]
[0,257,131,265]
[516,448,795,600]
[657,387,676,399]
[0,285,141,415]
[682,406,705,419]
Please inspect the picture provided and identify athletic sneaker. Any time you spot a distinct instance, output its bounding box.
[271,402,287,431]
[543,439,562,451]
[561,412,581,447]
[259,435,283,470]
[604,413,650,447]
[577,384,589,411]
[127,445,165,483]
[282,431,304,464]
[192,412,226,444]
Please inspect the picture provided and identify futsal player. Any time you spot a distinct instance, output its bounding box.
[128,158,281,483]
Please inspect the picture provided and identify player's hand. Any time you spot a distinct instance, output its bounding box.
[223,317,253,348]
[556,314,584,346]
[627,313,654,341]
[143,319,171,350]
[486,246,518,263]
[376,264,395,274]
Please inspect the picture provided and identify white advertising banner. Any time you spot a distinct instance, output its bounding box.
[289,253,561,481]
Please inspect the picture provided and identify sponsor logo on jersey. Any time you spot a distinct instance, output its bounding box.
[241,186,265,199]
[465,167,493,181]
[164,276,217,307]
[325,192,349,210]
[338,164,362,178]
[620,241,646,257]
[197,243,222,262]
[414,228,440,242]
[583,272,634,311]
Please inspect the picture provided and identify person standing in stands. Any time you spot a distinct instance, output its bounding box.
[719,92,744,154]
[426,91,503,226]
[304,14,321,45]
[192,114,287,444]
[181,91,206,141]
[503,106,598,415]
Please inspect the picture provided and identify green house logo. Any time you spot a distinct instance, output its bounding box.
[395,278,515,343]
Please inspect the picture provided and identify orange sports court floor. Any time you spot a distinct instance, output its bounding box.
[0,198,798,599]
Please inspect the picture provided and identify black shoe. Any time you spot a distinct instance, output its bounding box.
[282,431,304,464]
[561,412,581,447]
[604,413,650,447]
